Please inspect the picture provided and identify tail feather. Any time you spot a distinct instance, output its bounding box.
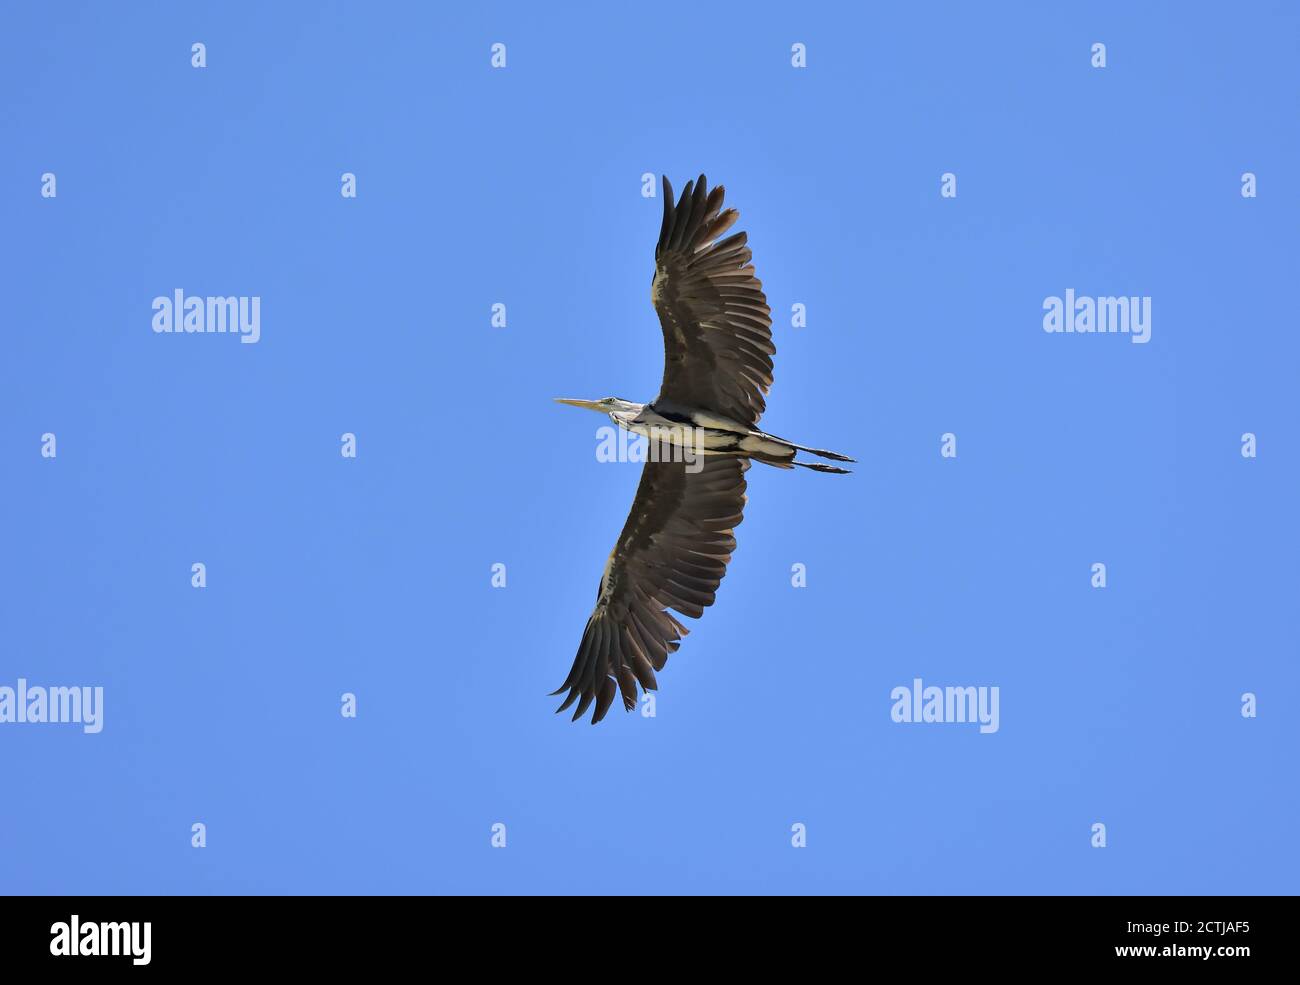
[745,431,854,474]
[752,429,854,463]
[792,460,851,474]
[802,446,854,463]
[785,440,853,462]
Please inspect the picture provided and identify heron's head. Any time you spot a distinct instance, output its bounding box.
[554,396,639,416]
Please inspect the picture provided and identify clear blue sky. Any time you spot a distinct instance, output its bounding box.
[2,1,1296,894]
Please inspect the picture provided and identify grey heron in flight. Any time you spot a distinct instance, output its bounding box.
[553,174,853,723]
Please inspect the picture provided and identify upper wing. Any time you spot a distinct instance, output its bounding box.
[652,175,775,427]
[553,454,749,723]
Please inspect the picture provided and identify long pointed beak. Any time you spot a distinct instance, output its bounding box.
[554,398,604,411]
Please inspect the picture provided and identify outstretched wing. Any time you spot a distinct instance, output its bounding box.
[652,174,775,427]
[553,455,749,723]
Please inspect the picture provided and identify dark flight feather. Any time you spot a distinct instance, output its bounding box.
[652,175,775,427]
[553,455,749,723]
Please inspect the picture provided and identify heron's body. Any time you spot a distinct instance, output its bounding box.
[591,399,850,468]
[554,175,852,723]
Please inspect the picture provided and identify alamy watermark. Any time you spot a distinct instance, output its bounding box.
[0,678,104,734]
[50,915,150,965]
[152,289,261,344]
[596,424,706,473]
[890,678,1000,734]
[1043,289,1151,344]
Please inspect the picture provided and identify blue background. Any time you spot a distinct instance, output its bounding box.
[2,1,1296,895]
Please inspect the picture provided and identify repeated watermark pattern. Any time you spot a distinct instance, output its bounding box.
[8,24,1283,895]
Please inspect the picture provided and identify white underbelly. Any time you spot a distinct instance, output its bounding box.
[617,414,785,457]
